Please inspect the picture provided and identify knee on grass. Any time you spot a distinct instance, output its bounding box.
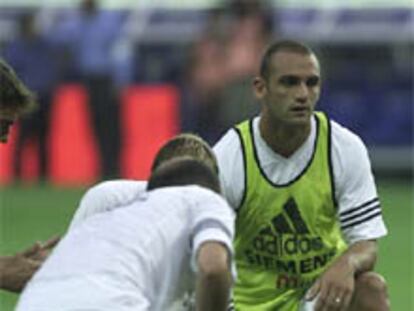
[351,272,390,311]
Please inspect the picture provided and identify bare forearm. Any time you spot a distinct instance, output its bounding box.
[0,255,25,292]
[0,255,13,282]
[339,240,378,276]
[195,242,232,311]
[0,255,9,272]
[196,270,232,311]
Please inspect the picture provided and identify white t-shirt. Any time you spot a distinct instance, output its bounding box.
[69,180,147,230]
[213,115,387,244]
[17,186,235,311]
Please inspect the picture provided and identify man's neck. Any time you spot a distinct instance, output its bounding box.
[259,115,311,158]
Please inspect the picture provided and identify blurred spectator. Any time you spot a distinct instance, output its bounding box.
[217,0,274,133]
[51,0,123,179]
[183,0,275,143]
[3,11,58,182]
[182,8,229,143]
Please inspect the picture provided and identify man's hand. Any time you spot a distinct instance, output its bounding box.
[306,256,355,311]
[0,237,60,292]
[306,240,378,311]
[22,236,60,262]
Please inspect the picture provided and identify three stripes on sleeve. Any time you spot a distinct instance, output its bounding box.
[339,197,382,230]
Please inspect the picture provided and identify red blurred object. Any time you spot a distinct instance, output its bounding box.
[0,124,41,184]
[20,138,39,182]
[0,125,18,184]
[120,85,179,179]
[48,84,100,185]
[0,84,180,185]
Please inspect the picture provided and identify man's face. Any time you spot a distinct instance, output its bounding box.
[254,51,321,126]
[0,108,18,143]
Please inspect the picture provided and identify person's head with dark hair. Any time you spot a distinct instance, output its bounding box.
[253,39,321,132]
[147,157,221,194]
[259,40,315,82]
[0,58,36,143]
[151,133,218,174]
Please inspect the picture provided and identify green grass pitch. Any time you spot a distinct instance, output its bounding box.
[0,178,412,310]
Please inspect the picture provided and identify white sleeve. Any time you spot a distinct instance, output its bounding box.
[68,180,147,230]
[213,129,245,210]
[188,187,236,279]
[332,123,388,244]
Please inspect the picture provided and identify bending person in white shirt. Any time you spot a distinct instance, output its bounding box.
[68,132,218,230]
[16,157,235,311]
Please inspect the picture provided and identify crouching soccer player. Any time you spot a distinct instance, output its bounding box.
[0,58,59,292]
[16,158,235,311]
[213,40,389,310]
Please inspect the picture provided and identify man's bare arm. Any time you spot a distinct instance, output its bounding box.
[195,242,232,311]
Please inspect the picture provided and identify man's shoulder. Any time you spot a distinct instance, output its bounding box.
[328,118,372,181]
[329,118,367,153]
[84,180,146,197]
[80,179,147,209]
[69,179,147,230]
[153,185,224,204]
[213,128,243,158]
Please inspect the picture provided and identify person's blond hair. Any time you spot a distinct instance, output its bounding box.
[148,157,220,193]
[151,133,218,174]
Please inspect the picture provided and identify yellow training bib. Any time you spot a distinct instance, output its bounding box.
[233,112,347,311]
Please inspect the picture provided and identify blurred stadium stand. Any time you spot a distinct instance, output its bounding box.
[0,5,412,183]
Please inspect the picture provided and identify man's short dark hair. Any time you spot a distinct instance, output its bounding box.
[147,157,221,194]
[260,40,314,81]
[0,58,36,114]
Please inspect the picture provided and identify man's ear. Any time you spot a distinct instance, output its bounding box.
[253,76,267,100]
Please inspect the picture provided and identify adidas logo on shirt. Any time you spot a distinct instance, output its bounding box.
[251,198,324,256]
[241,197,337,284]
